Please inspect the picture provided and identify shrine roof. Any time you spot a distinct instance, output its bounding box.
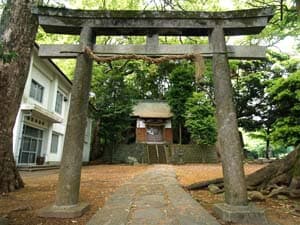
[132,100,173,119]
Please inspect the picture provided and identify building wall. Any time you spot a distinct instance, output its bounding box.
[13,47,92,165]
[164,128,173,143]
[111,144,147,163]
[136,128,147,142]
[169,144,219,163]
[135,118,173,143]
[82,118,93,162]
[107,144,218,164]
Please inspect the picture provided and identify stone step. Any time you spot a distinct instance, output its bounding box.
[18,165,60,172]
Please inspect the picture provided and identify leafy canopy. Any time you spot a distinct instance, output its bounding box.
[268,70,300,146]
[91,62,133,145]
[167,62,194,123]
[185,92,217,145]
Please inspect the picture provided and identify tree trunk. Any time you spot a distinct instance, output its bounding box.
[90,120,102,161]
[266,138,271,159]
[0,0,38,192]
[179,122,182,145]
[289,147,300,197]
[265,128,271,159]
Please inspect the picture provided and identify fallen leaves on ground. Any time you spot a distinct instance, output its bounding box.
[1,163,299,225]
[0,165,148,225]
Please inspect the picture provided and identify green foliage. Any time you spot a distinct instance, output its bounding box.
[232,51,300,156]
[68,0,222,11]
[167,62,194,123]
[233,56,277,133]
[235,0,299,47]
[166,62,194,144]
[124,61,173,100]
[37,0,67,8]
[91,62,133,146]
[35,27,79,78]
[268,71,300,146]
[184,92,217,145]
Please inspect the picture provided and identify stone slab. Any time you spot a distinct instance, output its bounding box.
[87,207,129,225]
[132,208,164,220]
[37,202,89,218]
[213,203,271,225]
[39,44,267,59]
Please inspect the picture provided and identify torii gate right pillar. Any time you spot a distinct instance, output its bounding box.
[209,27,270,224]
[210,26,248,206]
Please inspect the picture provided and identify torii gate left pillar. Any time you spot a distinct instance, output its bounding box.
[39,26,95,218]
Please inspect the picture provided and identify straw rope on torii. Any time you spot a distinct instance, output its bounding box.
[84,46,205,81]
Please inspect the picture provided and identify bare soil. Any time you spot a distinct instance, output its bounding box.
[0,164,299,225]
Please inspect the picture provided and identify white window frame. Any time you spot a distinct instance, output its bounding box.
[29,79,44,103]
[50,133,59,154]
[18,125,43,164]
[55,90,64,114]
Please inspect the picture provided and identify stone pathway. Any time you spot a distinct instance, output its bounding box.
[87,165,220,225]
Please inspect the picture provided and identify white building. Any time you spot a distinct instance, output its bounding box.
[12,45,92,165]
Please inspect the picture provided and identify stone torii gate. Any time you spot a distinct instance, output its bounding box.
[33,6,274,224]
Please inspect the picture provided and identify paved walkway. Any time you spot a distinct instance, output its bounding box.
[87,165,220,225]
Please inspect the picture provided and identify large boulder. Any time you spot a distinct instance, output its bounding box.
[208,184,223,194]
[127,156,139,165]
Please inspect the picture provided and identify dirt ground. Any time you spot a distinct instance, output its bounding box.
[0,165,149,225]
[175,163,300,225]
[0,164,299,225]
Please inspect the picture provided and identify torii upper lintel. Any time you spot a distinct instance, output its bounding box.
[32,6,274,36]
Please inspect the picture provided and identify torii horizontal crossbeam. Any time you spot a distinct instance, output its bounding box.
[38,44,266,59]
[32,7,274,36]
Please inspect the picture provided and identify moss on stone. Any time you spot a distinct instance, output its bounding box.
[32,6,274,20]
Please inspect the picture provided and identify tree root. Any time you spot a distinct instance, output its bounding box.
[186,145,300,199]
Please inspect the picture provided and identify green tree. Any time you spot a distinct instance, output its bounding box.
[234,71,277,158]
[124,61,172,100]
[184,92,217,145]
[167,62,194,144]
[233,0,299,48]
[268,70,300,146]
[91,62,133,161]
[232,51,295,158]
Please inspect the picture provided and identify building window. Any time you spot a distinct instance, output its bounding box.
[55,91,63,114]
[18,125,43,164]
[50,133,59,154]
[29,79,44,103]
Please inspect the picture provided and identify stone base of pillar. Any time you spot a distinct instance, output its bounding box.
[0,217,8,225]
[213,203,273,225]
[38,202,89,218]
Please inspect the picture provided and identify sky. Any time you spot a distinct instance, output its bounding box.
[272,37,299,57]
